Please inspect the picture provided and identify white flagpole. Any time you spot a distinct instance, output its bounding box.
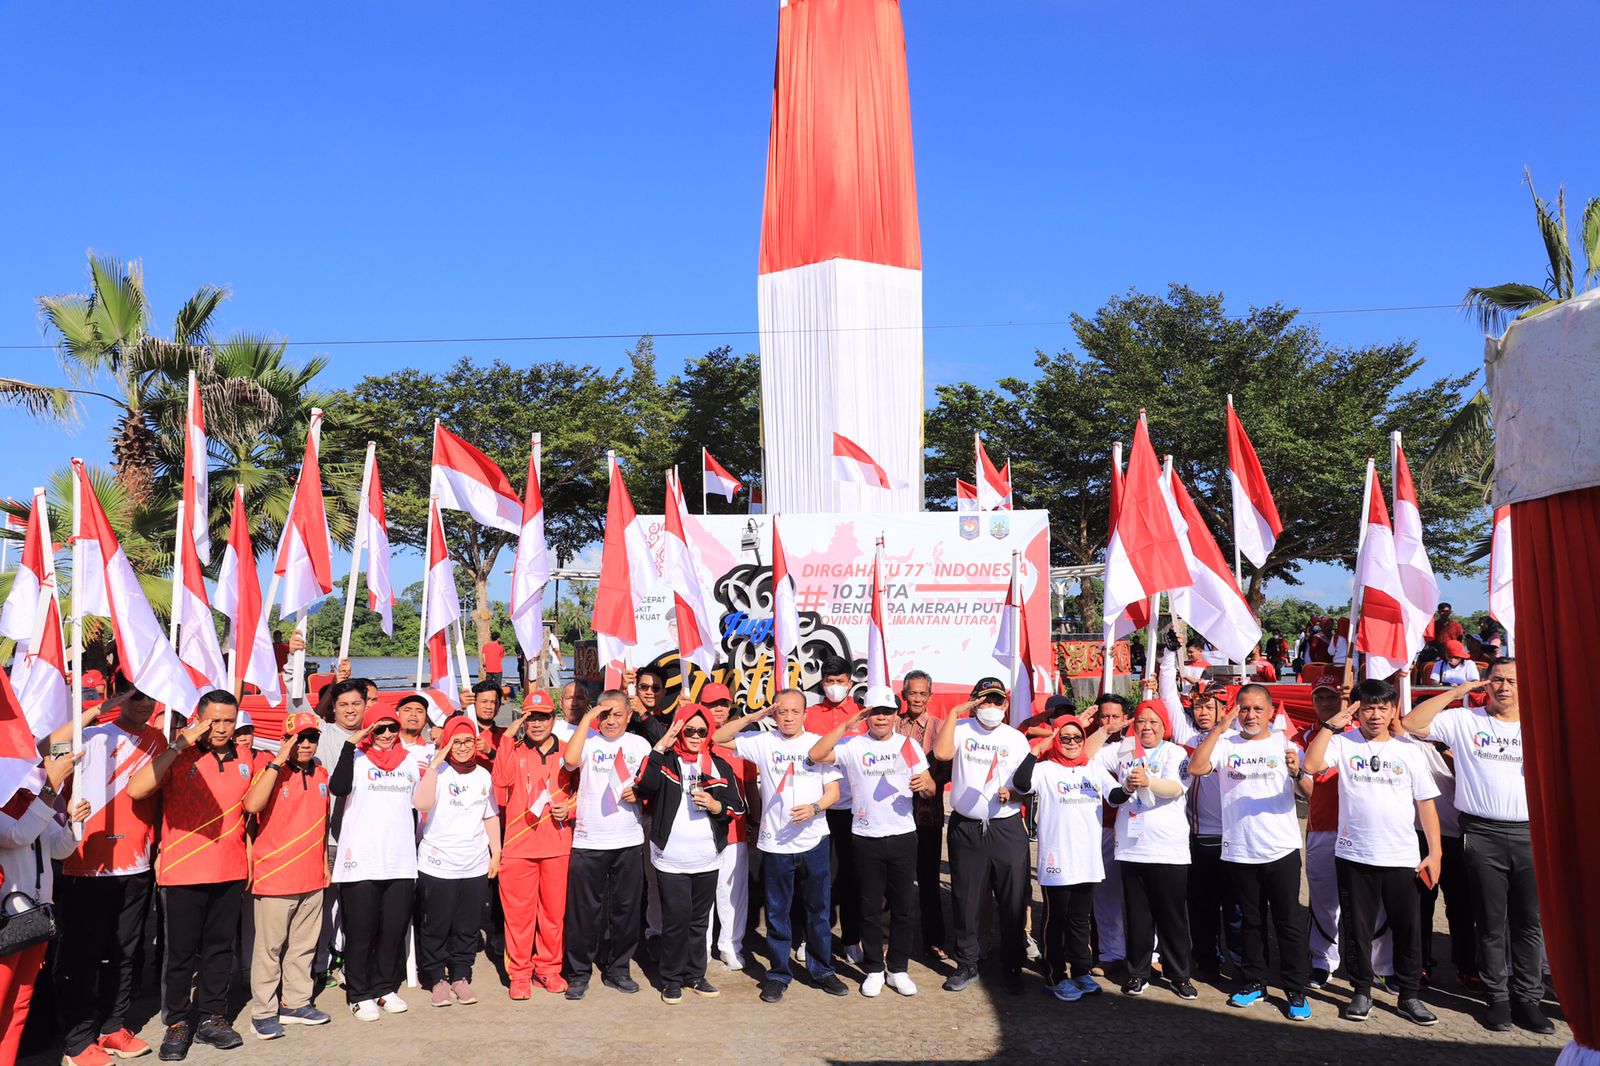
[165,496,185,736]
[1101,440,1122,695]
[701,447,710,516]
[415,496,436,693]
[287,410,323,708]
[340,442,375,664]
[531,432,545,688]
[452,618,474,695]
[1391,432,1413,710]
[69,463,84,841]
[1345,458,1376,689]
[1227,396,1247,682]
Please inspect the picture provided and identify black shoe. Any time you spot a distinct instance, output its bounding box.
[691,978,719,997]
[1483,999,1513,1032]
[602,974,641,995]
[661,983,683,1005]
[1512,999,1555,1035]
[759,979,786,1003]
[1004,970,1024,995]
[942,966,978,992]
[158,1022,194,1062]
[1308,968,1330,990]
[817,974,849,997]
[1343,992,1372,1021]
[1173,979,1198,1001]
[564,982,588,1001]
[1121,977,1147,997]
[1397,998,1438,1026]
[194,1016,243,1050]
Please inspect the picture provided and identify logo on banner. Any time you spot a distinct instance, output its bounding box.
[959,516,979,541]
[988,515,1010,540]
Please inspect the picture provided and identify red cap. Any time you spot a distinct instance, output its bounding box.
[1311,676,1342,694]
[523,689,556,715]
[1444,639,1470,660]
[81,669,106,688]
[283,711,322,738]
[699,682,733,704]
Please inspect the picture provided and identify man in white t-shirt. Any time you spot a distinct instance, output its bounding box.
[1404,657,1551,1035]
[1305,678,1441,1027]
[557,690,651,999]
[712,688,847,1003]
[1189,684,1314,1020]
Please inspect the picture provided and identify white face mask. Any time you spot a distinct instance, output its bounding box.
[823,684,849,704]
[975,705,1005,729]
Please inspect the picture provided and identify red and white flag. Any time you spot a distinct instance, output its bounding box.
[424,500,462,710]
[1101,444,1149,641]
[1161,465,1262,664]
[360,451,394,636]
[772,515,802,686]
[1353,464,1413,680]
[273,411,333,618]
[0,491,49,652]
[975,435,1013,511]
[182,372,211,564]
[774,759,796,798]
[174,524,226,689]
[993,549,1046,725]
[1,489,70,737]
[702,448,742,503]
[979,749,1002,800]
[955,479,979,514]
[1488,506,1515,640]
[510,434,551,664]
[431,423,521,534]
[832,432,908,492]
[900,734,928,777]
[214,487,281,706]
[1391,436,1439,664]
[1103,414,1191,626]
[609,747,635,802]
[0,668,45,806]
[662,469,718,678]
[1226,398,1283,569]
[591,453,656,675]
[72,461,198,713]
[529,780,552,818]
[865,537,891,693]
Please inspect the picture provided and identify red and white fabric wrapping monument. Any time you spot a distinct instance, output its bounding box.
[758,0,923,514]
[1485,289,1600,1065]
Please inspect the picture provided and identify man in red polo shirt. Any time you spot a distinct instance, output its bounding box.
[494,692,575,998]
[128,691,252,1060]
[805,656,866,964]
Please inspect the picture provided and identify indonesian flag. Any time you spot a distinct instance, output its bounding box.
[1103,415,1191,626]
[0,491,48,652]
[424,500,462,709]
[1391,437,1439,663]
[900,734,928,777]
[609,747,635,802]
[702,448,742,503]
[72,460,199,714]
[1162,465,1262,664]
[1353,465,1414,680]
[0,670,41,805]
[975,435,1013,511]
[214,487,281,706]
[173,524,226,688]
[979,749,1002,800]
[1102,445,1149,640]
[662,469,718,677]
[591,453,656,674]
[1226,397,1283,569]
[528,779,552,818]
[774,759,796,798]
[772,515,802,685]
[182,372,211,564]
[360,451,395,636]
[1488,506,1515,639]
[993,550,1045,725]
[272,412,333,618]
[956,479,978,514]
[431,422,521,534]
[509,434,550,662]
[15,580,69,738]
[832,433,908,492]
[865,538,890,692]
[2,489,70,737]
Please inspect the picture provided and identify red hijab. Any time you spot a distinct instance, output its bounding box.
[1039,714,1092,768]
[359,705,408,772]
[1131,699,1173,757]
[669,703,717,779]
[436,716,478,770]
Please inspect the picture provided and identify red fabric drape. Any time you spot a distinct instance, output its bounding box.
[1513,485,1600,1054]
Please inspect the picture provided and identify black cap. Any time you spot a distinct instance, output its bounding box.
[1043,694,1074,716]
[970,677,1007,701]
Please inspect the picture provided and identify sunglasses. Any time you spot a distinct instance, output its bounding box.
[372,723,400,736]
[295,730,322,743]
[682,727,708,738]
[1060,735,1085,745]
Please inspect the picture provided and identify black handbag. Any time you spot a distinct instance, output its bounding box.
[0,841,58,957]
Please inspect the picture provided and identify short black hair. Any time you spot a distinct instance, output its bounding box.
[1093,693,1128,712]
[820,655,851,679]
[1438,602,1453,611]
[352,677,378,696]
[1488,656,1516,672]
[195,689,238,713]
[1353,678,1399,705]
[635,665,668,688]
[471,680,503,703]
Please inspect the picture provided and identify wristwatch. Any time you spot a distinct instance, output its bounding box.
[37,783,58,804]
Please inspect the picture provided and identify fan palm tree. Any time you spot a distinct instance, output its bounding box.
[0,377,79,424]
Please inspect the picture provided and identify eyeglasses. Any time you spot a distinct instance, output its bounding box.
[450,735,478,745]
[372,723,400,736]
[636,683,661,693]
[1060,736,1084,745]
[682,727,708,738]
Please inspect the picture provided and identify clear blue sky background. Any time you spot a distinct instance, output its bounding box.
[3,1,1596,614]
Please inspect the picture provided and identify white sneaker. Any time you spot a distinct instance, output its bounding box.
[860,971,885,998]
[720,949,746,971]
[351,999,380,1022]
[1025,936,1042,962]
[885,971,918,996]
[794,942,806,964]
[378,993,408,1014]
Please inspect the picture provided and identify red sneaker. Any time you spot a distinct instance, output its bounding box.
[64,1044,115,1066]
[98,1030,152,1058]
[509,978,533,1001]
[538,974,569,994]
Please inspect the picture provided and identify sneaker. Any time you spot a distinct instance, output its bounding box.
[1173,980,1199,1001]
[885,971,918,997]
[720,950,746,971]
[451,978,477,1005]
[794,941,806,965]
[508,980,532,1001]
[1050,978,1084,1002]
[250,1017,284,1041]
[431,980,453,1008]
[661,983,684,1005]
[538,974,569,994]
[65,1046,116,1066]
[564,983,588,1001]
[861,971,885,998]
[98,1030,152,1058]
[943,966,979,992]
[1483,1000,1513,1032]
[1025,935,1042,962]
[278,1006,330,1026]
[1397,998,1438,1027]
[817,974,850,997]
[759,979,786,1003]
[1073,974,1101,996]
[1343,991,1372,1022]
[350,1000,381,1022]
[1511,999,1555,1035]
[377,993,408,1014]
[1121,977,1147,997]
[193,1018,242,1051]
[1307,968,1330,990]
[1287,994,1312,1021]
[602,974,641,994]
[1229,982,1267,1008]
[157,1022,192,1062]
[841,943,865,965]
[690,978,719,997]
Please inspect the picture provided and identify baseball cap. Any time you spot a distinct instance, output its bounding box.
[1311,676,1342,694]
[1444,639,1470,660]
[523,690,556,716]
[81,669,106,688]
[699,682,733,704]
[283,711,322,738]
[1043,694,1075,716]
[863,686,900,712]
[970,677,1007,701]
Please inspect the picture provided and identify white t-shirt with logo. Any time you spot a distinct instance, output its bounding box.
[650,758,721,874]
[832,733,922,839]
[948,720,1028,821]
[333,748,423,883]
[417,763,498,878]
[733,731,839,855]
[1096,739,1192,865]
[1027,760,1114,886]
[1424,707,1527,822]
[572,732,650,850]
[1214,732,1302,864]
[1324,730,1439,867]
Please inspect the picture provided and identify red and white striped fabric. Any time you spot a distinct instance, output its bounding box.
[73,460,198,713]
[424,500,461,709]
[1391,438,1439,663]
[662,469,718,678]
[273,412,333,618]
[431,423,520,534]
[591,454,656,676]
[975,435,1013,511]
[759,0,923,515]
[174,524,225,689]
[702,448,742,503]
[955,479,978,514]
[1489,505,1515,640]
[510,434,550,663]
[182,372,211,564]
[865,538,890,693]
[772,515,802,686]
[1226,398,1283,569]
[0,491,47,652]
[1101,445,1149,641]
[1353,466,1414,680]
[214,487,281,705]
[831,433,907,492]
[1,489,69,737]
[1161,466,1261,664]
[993,550,1046,726]
[1103,415,1191,627]
[360,450,395,636]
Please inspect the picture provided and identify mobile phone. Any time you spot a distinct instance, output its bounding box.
[1416,865,1437,890]
[50,741,71,758]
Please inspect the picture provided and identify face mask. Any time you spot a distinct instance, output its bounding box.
[975,705,1005,729]
[823,684,849,703]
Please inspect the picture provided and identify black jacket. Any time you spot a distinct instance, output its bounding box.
[636,748,747,857]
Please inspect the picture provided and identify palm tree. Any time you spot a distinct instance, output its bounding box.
[0,377,78,424]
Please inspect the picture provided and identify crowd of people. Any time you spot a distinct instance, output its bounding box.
[0,643,1555,1063]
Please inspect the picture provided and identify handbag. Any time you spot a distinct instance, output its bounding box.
[0,840,58,957]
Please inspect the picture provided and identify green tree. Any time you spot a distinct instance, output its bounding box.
[665,346,762,513]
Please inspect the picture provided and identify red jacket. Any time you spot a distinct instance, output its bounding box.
[493,732,575,860]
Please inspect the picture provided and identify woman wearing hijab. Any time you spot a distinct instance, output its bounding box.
[413,716,501,1009]
[636,703,746,1004]
[1013,715,1113,1002]
[329,704,422,1021]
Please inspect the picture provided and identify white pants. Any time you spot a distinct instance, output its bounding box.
[705,841,749,958]
[1306,830,1392,975]
[1093,827,1125,963]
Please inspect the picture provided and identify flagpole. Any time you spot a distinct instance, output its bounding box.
[340,442,375,665]
[701,448,710,516]
[287,410,323,708]
[1101,440,1122,695]
[1227,396,1247,683]
[69,462,84,841]
[415,496,436,693]
[1344,458,1376,692]
[165,496,185,737]
[1391,431,1413,711]
[529,431,545,689]
[452,617,474,693]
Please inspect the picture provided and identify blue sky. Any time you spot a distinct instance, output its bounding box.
[3,1,1595,612]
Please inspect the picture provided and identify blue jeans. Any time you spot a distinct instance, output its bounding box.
[762,840,834,984]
